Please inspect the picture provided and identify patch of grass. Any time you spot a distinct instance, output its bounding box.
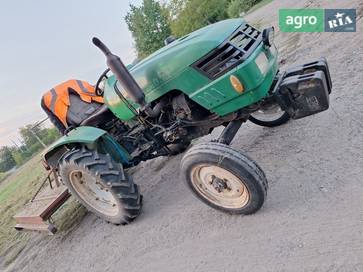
[54,198,87,235]
[0,154,86,267]
[0,172,9,183]
[0,154,45,266]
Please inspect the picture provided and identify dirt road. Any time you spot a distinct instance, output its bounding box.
[7,0,363,271]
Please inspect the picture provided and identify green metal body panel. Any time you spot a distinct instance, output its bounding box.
[192,44,278,115]
[130,18,244,99]
[103,76,136,120]
[103,18,278,121]
[45,126,107,154]
[43,126,131,165]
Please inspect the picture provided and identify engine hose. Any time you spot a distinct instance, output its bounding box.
[143,99,167,118]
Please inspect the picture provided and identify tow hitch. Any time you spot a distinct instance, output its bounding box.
[274,58,332,119]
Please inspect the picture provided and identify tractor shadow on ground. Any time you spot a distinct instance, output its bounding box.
[127,121,317,220]
[127,151,196,220]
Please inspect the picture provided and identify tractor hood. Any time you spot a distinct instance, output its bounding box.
[128,18,245,96]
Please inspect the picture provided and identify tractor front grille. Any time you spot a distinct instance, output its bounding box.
[192,24,262,79]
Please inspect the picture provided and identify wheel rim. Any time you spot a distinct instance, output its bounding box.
[69,170,119,217]
[190,164,250,209]
[250,104,285,122]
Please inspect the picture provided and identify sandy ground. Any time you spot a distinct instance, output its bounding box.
[5,0,363,271]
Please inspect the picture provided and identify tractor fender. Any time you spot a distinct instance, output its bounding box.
[43,126,131,168]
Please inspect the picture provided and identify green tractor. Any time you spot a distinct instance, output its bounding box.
[42,18,332,225]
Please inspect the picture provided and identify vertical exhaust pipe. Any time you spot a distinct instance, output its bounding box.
[92,37,146,107]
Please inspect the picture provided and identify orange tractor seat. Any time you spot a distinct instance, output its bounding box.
[41,79,107,133]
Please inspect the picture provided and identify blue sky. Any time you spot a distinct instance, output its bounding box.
[0,0,141,146]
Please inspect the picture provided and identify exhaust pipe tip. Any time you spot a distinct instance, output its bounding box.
[92,37,101,46]
[92,37,111,55]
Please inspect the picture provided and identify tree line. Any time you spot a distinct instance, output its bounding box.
[0,125,60,174]
[125,0,265,58]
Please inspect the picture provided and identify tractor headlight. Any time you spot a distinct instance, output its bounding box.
[262,27,274,47]
[255,52,269,75]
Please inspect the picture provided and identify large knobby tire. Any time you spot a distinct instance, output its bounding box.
[181,142,267,215]
[59,146,142,225]
[249,105,290,127]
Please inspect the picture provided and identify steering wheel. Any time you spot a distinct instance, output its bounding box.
[95,68,111,96]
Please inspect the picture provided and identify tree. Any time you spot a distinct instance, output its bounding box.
[19,124,47,148]
[42,127,60,145]
[11,149,25,166]
[167,0,186,20]
[169,0,229,37]
[125,0,172,58]
[12,124,61,167]
[0,146,16,172]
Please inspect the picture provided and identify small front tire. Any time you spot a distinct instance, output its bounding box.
[181,142,267,215]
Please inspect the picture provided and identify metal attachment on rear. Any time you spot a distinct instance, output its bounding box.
[14,169,70,234]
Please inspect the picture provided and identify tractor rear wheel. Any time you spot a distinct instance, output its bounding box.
[59,146,142,225]
[181,142,267,214]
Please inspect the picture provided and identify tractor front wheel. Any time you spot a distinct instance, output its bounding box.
[181,142,267,214]
[59,146,142,225]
